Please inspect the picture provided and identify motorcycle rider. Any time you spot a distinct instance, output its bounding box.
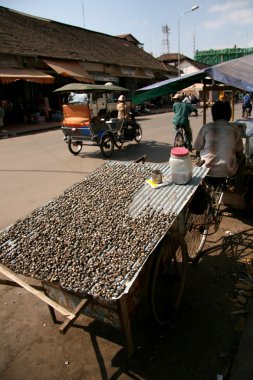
[117,95,130,120]
[117,95,139,139]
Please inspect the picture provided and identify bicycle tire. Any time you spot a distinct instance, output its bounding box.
[185,208,209,260]
[150,236,187,326]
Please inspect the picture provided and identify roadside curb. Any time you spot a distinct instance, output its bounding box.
[0,125,61,139]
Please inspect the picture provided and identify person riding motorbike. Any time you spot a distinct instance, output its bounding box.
[117,95,139,140]
[117,95,130,120]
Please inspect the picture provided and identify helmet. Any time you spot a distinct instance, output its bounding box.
[118,95,125,101]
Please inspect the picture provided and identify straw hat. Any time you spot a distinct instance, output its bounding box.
[172,93,182,99]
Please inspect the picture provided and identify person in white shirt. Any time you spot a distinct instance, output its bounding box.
[194,101,246,192]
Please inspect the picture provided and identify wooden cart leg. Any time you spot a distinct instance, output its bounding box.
[118,295,134,357]
[59,298,90,334]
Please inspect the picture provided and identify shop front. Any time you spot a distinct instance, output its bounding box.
[0,67,58,127]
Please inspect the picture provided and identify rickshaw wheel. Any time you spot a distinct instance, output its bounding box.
[149,236,187,326]
[100,134,114,157]
[134,125,142,143]
[68,140,83,155]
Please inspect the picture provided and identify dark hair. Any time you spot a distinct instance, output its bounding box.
[211,101,231,121]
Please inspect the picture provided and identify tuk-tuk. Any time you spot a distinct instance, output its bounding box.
[54,83,142,157]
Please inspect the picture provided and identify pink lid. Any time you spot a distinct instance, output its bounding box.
[171,147,189,157]
[171,146,189,157]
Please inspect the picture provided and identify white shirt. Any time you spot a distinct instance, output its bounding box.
[194,120,244,177]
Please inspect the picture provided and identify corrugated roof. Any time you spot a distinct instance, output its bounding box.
[0,6,165,72]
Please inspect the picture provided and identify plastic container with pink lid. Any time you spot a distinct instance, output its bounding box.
[169,147,193,184]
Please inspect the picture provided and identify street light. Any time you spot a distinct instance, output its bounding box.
[178,5,199,76]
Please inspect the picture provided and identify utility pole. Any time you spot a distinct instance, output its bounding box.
[193,28,196,57]
[82,0,85,28]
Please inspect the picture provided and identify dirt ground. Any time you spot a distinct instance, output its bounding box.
[0,197,253,380]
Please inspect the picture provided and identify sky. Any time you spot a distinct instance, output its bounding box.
[1,0,253,59]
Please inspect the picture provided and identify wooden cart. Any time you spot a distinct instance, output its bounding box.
[0,161,208,356]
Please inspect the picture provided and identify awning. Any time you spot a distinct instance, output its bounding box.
[132,71,207,104]
[0,68,55,84]
[132,54,253,104]
[54,83,129,93]
[43,59,94,83]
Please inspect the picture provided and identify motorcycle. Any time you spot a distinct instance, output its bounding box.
[114,112,142,149]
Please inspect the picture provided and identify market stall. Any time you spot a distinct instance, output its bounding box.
[0,161,208,356]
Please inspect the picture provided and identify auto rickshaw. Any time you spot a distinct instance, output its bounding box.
[54,83,142,157]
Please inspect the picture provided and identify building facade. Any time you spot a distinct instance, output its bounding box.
[0,6,167,126]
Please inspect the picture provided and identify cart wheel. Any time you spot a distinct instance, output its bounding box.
[150,237,187,326]
[134,125,142,143]
[100,134,114,158]
[184,208,208,261]
[68,140,83,155]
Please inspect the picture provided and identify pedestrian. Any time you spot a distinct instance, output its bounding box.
[242,92,252,117]
[172,93,197,151]
[194,101,246,193]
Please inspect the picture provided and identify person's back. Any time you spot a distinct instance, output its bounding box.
[194,101,244,178]
[194,121,243,177]
[173,101,194,127]
[172,93,197,151]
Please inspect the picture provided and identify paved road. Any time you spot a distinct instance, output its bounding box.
[0,109,209,230]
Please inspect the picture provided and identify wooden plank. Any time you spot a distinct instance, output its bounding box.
[59,298,90,334]
[0,264,75,319]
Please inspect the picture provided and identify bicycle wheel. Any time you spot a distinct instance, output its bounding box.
[150,236,187,326]
[184,208,209,260]
[68,140,83,155]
